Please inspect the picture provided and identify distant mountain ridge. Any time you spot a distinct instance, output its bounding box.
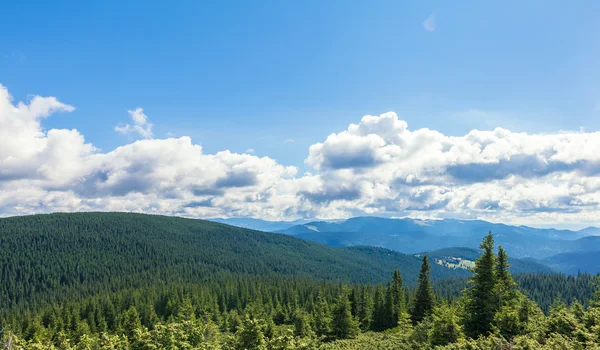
[215,216,600,274]
[269,216,600,273]
[210,217,313,232]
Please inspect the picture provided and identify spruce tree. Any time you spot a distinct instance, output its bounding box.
[122,306,142,340]
[371,285,386,331]
[463,232,498,338]
[330,289,360,340]
[496,245,516,295]
[411,255,434,324]
[313,292,331,338]
[384,282,395,328]
[236,314,267,350]
[357,287,373,330]
[391,268,405,324]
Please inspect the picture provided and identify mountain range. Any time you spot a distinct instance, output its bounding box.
[214,216,600,274]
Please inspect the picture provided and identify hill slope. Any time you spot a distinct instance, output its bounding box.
[422,247,553,274]
[539,251,600,274]
[0,212,469,314]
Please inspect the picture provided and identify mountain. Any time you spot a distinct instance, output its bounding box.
[422,247,554,274]
[0,212,470,315]
[280,216,600,260]
[210,217,312,232]
[579,226,600,236]
[540,251,600,275]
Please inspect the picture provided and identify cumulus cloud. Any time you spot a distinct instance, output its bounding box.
[115,108,153,138]
[304,112,600,225]
[2,84,600,226]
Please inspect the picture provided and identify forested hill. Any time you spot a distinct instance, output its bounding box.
[422,247,553,274]
[0,212,468,315]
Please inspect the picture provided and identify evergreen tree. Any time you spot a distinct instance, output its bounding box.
[496,245,516,295]
[383,283,395,328]
[391,269,405,324]
[330,289,360,340]
[429,304,463,346]
[236,314,267,350]
[463,232,498,338]
[411,255,434,324]
[293,309,313,338]
[122,306,142,340]
[371,285,386,331]
[357,287,373,330]
[313,292,331,338]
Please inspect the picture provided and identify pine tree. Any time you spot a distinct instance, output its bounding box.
[122,306,142,340]
[236,314,267,350]
[411,255,434,324]
[384,283,395,328]
[293,309,313,338]
[496,245,516,295]
[357,287,373,330]
[429,304,463,346]
[371,285,386,331]
[463,232,498,338]
[330,289,360,340]
[391,269,405,324]
[313,292,331,338]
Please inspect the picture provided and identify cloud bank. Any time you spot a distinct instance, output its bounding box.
[1,84,600,226]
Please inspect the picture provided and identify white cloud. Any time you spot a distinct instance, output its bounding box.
[2,84,600,227]
[115,108,153,138]
[423,12,436,32]
[284,138,295,144]
[304,112,600,224]
[245,148,255,154]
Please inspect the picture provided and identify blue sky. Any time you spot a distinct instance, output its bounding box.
[1,1,600,226]
[2,0,599,169]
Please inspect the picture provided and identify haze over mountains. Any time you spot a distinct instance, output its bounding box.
[215,216,600,274]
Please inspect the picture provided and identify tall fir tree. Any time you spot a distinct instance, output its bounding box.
[330,289,360,340]
[357,287,373,330]
[496,245,516,296]
[391,269,405,325]
[313,292,331,338]
[463,232,498,338]
[411,255,434,324]
[371,285,386,331]
[384,282,395,328]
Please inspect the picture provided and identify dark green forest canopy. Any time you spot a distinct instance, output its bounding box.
[0,212,468,316]
[1,212,600,349]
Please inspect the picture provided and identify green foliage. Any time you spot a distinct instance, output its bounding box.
[1,214,600,349]
[330,289,360,340]
[429,304,463,346]
[411,255,434,324]
[0,212,468,320]
[462,232,498,338]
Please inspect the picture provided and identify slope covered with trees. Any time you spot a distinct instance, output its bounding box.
[421,246,553,274]
[0,212,469,318]
[2,233,599,349]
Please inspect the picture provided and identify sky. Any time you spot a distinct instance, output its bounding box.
[1,1,600,228]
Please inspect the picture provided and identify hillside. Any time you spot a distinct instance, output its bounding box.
[540,250,600,275]
[0,212,469,315]
[421,247,554,274]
